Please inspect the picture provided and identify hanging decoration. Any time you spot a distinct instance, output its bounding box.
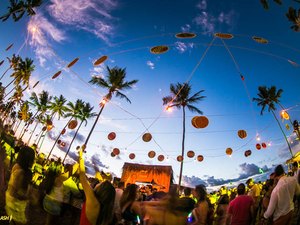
[191,116,209,128]
[214,33,234,39]
[108,132,116,140]
[175,32,196,39]
[129,153,135,160]
[111,152,116,157]
[68,120,78,129]
[237,130,247,139]
[61,142,66,147]
[5,43,13,51]
[52,71,62,79]
[94,55,108,66]
[113,148,120,156]
[252,36,268,44]
[197,155,204,162]
[280,111,290,120]
[67,57,79,68]
[261,143,267,148]
[244,150,252,157]
[256,143,261,150]
[32,81,39,88]
[150,45,169,54]
[177,155,183,162]
[57,140,61,144]
[42,126,47,131]
[0,60,4,66]
[288,59,299,67]
[158,155,165,161]
[61,128,66,135]
[148,150,156,158]
[226,148,233,155]
[286,124,290,130]
[187,150,195,158]
[142,133,152,142]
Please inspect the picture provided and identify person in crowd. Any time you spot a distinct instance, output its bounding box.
[246,178,261,224]
[5,145,35,225]
[142,184,195,225]
[120,183,142,225]
[226,183,254,225]
[114,181,125,223]
[191,184,209,225]
[292,161,299,178]
[262,164,300,225]
[42,163,71,225]
[259,179,274,225]
[215,194,229,225]
[78,148,116,225]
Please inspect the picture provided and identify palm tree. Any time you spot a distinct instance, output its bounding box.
[253,86,293,156]
[63,102,97,163]
[84,66,138,148]
[4,57,34,94]
[49,94,68,120]
[0,0,43,22]
[0,54,21,81]
[46,99,84,160]
[286,7,300,32]
[22,91,52,140]
[162,82,205,187]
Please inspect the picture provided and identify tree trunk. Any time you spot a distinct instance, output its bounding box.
[178,106,186,188]
[63,120,84,163]
[271,110,293,157]
[0,66,11,80]
[84,104,105,147]
[27,120,39,145]
[4,76,17,89]
[46,117,73,161]
[20,110,39,139]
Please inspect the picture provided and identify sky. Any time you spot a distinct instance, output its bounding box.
[0,0,300,189]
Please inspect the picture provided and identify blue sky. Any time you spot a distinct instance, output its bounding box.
[0,0,300,188]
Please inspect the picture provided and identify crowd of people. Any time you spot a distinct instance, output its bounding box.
[1,121,300,225]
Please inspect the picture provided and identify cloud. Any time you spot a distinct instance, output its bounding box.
[180,24,191,32]
[175,42,194,53]
[183,162,272,188]
[196,0,207,10]
[277,134,300,159]
[67,130,86,142]
[193,0,236,35]
[48,0,117,42]
[146,60,155,69]
[27,12,66,66]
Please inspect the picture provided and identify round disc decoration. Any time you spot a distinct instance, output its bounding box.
[187,150,195,158]
[129,153,135,160]
[252,36,268,44]
[150,45,169,54]
[226,148,233,155]
[0,60,3,66]
[244,150,252,157]
[111,152,116,157]
[52,71,62,79]
[61,128,66,135]
[142,133,152,142]
[148,150,156,158]
[113,148,120,155]
[61,142,66,147]
[197,155,204,162]
[192,116,209,128]
[177,155,183,162]
[67,57,79,68]
[47,125,53,131]
[108,132,116,140]
[42,126,47,131]
[237,130,247,139]
[5,43,13,51]
[175,32,196,39]
[261,143,267,148]
[57,139,61,144]
[158,155,164,161]
[256,143,261,150]
[214,33,234,39]
[94,55,108,66]
[68,120,78,129]
[288,59,299,67]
